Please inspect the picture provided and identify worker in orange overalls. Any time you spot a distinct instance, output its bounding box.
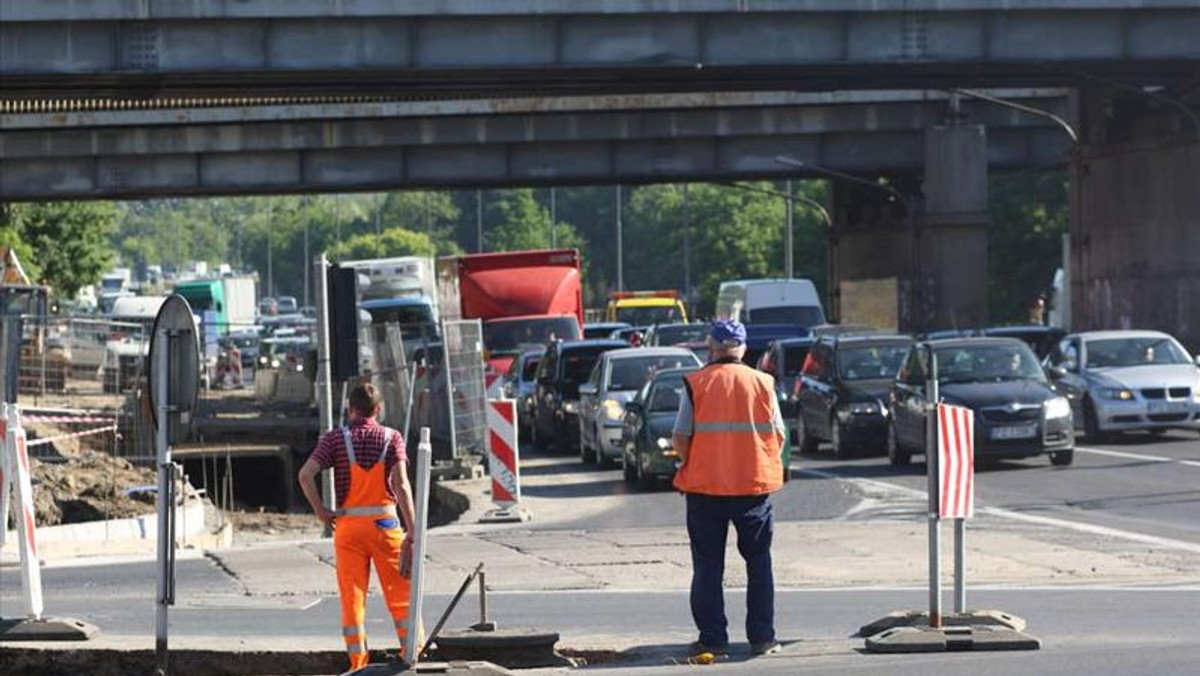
[298,382,418,671]
[672,319,786,658]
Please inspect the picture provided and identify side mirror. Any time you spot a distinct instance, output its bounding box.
[1194,354,1200,368]
[579,383,597,396]
[1047,364,1068,378]
[624,400,643,414]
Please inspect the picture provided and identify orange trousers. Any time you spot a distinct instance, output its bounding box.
[334,516,411,670]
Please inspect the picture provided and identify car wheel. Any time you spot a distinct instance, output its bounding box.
[1083,398,1105,441]
[622,444,637,482]
[797,416,820,455]
[1050,449,1075,466]
[887,421,911,466]
[829,417,845,460]
[635,451,653,489]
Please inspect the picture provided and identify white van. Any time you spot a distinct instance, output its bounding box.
[716,279,826,327]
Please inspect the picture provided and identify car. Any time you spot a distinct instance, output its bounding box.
[644,322,708,347]
[258,335,313,373]
[276,296,299,314]
[1043,330,1200,439]
[808,323,882,338]
[610,325,649,345]
[755,337,816,440]
[796,334,913,458]
[531,339,628,453]
[676,340,710,365]
[578,347,703,468]
[226,329,262,369]
[584,322,631,339]
[889,337,1075,467]
[620,367,700,487]
[743,323,808,369]
[258,297,279,316]
[981,325,1066,361]
[502,349,543,441]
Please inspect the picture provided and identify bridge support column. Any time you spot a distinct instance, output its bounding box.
[828,178,915,332]
[919,124,989,333]
[1072,87,1200,352]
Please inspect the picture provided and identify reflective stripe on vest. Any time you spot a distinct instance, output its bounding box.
[673,363,783,497]
[336,505,395,517]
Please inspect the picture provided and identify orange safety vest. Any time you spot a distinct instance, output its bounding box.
[673,362,783,496]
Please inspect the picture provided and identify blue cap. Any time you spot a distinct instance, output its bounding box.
[710,319,747,346]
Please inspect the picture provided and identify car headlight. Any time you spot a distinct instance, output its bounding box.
[270,359,280,369]
[656,437,673,449]
[1096,387,1135,401]
[601,398,625,421]
[258,356,268,366]
[1043,396,1071,420]
[839,402,881,419]
[562,400,579,414]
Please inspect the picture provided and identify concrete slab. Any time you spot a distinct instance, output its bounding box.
[0,617,98,642]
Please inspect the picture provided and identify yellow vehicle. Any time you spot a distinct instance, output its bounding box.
[605,290,688,326]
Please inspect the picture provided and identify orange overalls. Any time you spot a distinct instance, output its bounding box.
[334,427,411,670]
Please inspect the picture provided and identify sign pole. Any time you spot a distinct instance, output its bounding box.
[954,518,966,614]
[154,326,171,675]
[405,427,433,664]
[315,254,336,516]
[925,345,941,629]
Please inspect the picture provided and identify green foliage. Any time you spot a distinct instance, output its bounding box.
[484,189,585,253]
[988,171,1068,323]
[330,228,439,261]
[1,202,118,297]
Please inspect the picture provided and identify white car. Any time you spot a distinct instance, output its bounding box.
[1044,330,1200,438]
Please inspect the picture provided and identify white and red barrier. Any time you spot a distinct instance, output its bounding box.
[937,403,975,520]
[481,399,528,522]
[2,402,44,620]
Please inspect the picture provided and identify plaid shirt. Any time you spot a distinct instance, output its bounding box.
[309,418,406,508]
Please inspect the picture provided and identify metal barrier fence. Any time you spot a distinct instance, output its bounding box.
[367,323,414,434]
[442,319,487,461]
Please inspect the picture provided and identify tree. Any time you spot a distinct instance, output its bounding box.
[988,171,1068,323]
[329,228,439,261]
[2,202,118,297]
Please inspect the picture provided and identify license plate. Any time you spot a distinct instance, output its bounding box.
[990,425,1038,440]
[1147,401,1189,414]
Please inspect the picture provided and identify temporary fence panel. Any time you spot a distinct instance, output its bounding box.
[1,315,20,403]
[441,319,487,460]
[369,323,413,432]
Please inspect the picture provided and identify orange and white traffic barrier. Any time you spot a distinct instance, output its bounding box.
[481,399,528,523]
[2,402,44,620]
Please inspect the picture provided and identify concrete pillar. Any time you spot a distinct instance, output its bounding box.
[1073,86,1200,351]
[829,179,913,332]
[920,124,989,332]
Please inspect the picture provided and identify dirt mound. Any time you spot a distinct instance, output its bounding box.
[29,451,159,526]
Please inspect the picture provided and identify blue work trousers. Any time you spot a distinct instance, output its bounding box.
[685,493,776,648]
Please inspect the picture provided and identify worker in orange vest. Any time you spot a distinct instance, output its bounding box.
[298,383,417,671]
[672,319,786,657]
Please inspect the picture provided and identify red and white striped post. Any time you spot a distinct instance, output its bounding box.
[4,403,44,620]
[481,399,528,522]
[937,403,975,614]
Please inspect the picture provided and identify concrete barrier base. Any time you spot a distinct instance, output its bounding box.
[477,507,530,524]
[429,628,570,669]
[864,625,1041,653]
[859,609,1026,638]
[0,616,99,642]
[346,660,514,676]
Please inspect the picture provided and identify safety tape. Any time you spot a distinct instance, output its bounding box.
[21,406,119,418]
[22,415,119,425]
[25,425,118,448]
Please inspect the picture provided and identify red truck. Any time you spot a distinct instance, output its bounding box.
[437,249,584,376]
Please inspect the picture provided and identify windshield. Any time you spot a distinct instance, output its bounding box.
[521,356,541,381]
[484,316,581,353]
[838,344,911,381]
[648,377,687,412]
[366,304,433,327]
[178,288,215,313]
[746,305,824,326]
[653,324,708,346]
[607,354,699,391]
[1085,337,1191,368]
[617,305,682,326]
[561,348,614,394]
[783,345,812,376]
[935,344,1046,384]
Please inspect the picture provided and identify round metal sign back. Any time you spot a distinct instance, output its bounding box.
[148,294,200,439]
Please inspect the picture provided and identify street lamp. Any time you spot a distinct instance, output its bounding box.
[774,155,918,328]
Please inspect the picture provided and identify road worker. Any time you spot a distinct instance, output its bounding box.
[298,382,417,671]
[672,319,786,657]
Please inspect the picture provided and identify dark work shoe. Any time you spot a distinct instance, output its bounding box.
[752,640,782,656]
[690,640,729,655]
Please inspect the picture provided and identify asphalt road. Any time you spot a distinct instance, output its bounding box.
[795,428,1200,546]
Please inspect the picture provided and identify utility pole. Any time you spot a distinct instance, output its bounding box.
[550,188,557,248]
[303,219,310,308]
[616,185,624,292]
[424,192,432,236]
[266,219,273,298]
[785,180,795,278]
[476,189,484,253]
[682,184,692,296]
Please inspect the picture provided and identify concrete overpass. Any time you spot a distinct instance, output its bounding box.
[0,90,1069,200]
[2,1,1198,99]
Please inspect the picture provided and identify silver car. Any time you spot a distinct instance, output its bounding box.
[578,347,702,468]
[1044,330,1200,438]
[502,349,543,441]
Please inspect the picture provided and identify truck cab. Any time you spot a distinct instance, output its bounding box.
[606,290,688,326]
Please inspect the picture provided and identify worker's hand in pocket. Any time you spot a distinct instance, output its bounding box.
[400,535,414,578]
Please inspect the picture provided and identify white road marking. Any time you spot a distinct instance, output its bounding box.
[480,584,1200,596]
[1075,446,1174,463]
[797,467,1200,555]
